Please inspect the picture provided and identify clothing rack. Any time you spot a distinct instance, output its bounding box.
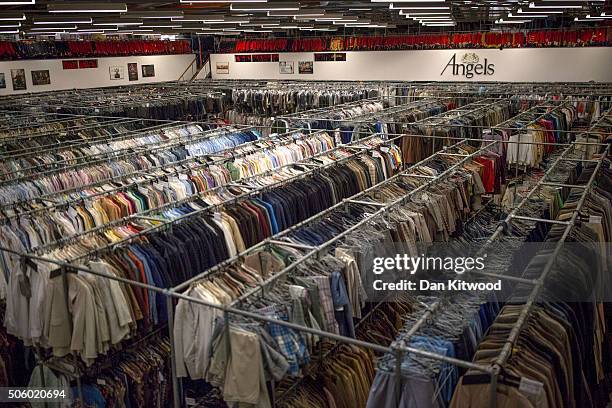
[0,120,233,181]
[0,118,175,160]
[0,121,183,180]
[48,132,401,262]
[6,127,337,243]
[0,123,254,188]
[278,96,452,127]
[0,124,259,212]
[1,126,333,222]
[0,116,135,143]
[37,122,564,265]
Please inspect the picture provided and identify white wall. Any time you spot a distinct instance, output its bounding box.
[210,48,612,82]
[0,54,196,96]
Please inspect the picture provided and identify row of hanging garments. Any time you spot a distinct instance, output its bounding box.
[230,87,380,116]
[504,106,576,167]
[2,131,335,250]
[1,123,209,179]
[452,163,612,408]
[402,101,512,165]
[27,335,172,408]
[0,126,261,205]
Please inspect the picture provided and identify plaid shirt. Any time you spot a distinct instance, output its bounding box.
[304,276,340,335]
[258,305,310,377]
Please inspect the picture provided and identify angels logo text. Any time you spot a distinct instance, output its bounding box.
[441,53,495,78]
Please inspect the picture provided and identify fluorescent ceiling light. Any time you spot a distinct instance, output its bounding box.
[495,18,531,23]
[406,12,451,15]
[392,4,449,9]
[380,0,445,2]
[34,17,92,24]
[93,19,143,26]
[528,2,583,8]
[422,23,455,26]
[268,9,325,16]
[0,29,19,33]
[72,30,105,33]
[573,16,600,21]
[174,15,226,21]
[346,24,387,27]
[0,14,26,20]
[334,19,371,24]
[230,2,299,11]
[128,12,183,19]
[517,8,562,13]
[141,25,182,28]
[31,25,76,30]
[0,23,20,27]
[27,31,65,34]
[349,8,372,10]
[0,0,34,4]
[586,14,612,18]
[48,3,128,13]
[508,12,548,17]
[299,27,337,31]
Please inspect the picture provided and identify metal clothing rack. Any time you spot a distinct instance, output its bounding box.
[2,125,319,218]
[277,96,454,128]
[0,123,254,188]
[48,132,402,262]
[0,118,174,161]
[0,120,236,181]
[9,128,352,248]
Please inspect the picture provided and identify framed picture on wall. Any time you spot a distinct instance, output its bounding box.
[141,64,155,78]
[109,66,125,80]
[298,61,313,74]
[11,69,26,90]
[216,62,229,74]
[31,70,51,86]
[128,63,138,81]
[0,73,5,89]
[279,61,294,74]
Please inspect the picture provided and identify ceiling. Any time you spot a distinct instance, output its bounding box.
[0,1,609,38]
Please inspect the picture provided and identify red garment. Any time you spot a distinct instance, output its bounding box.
[474,156,496,194]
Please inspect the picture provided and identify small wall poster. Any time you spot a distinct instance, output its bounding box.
[109,66,125,80]
[62,60,79,70]
[141,64,155,78]
[11,69,26,90]
[216,62,229,74]
[279,61,294,74]
[128,63,138,81]
[79,59,98,69]
[0,73,5,89]
[298,61,313,74]
[31,70,51,86]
